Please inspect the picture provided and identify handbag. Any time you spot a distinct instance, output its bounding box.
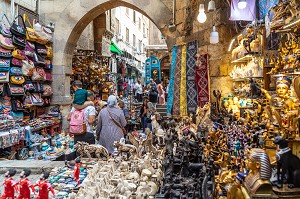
[23,13,37,42]
[0,72,9,83]
[0,34,14,50]
[22,59,35,76]
[24,41,35,57]
[10,15,26,38]
[45,45,53,59]
[0,84,6,96]
[12,49,25,60]
[11,58,23,67]
[43,97,51,107]
[10,67,23,76]
[32,67,46,81]
[0,59,10,72]
[33,20,48,44]
[23,81,35,92]
[42,26,53,43]
[12,36,26,49]
[10,111,24,120]
[7,83,25,96]
[42,84,52,96]
[35,43,47,54]
[107,108,126,135]
[33,52,45,66]
[44,59,52,70]
[11,97,24,111]
[45,71,52,81]
[0,46,12,58]
[33,82,44,93]
[10,76,25,85]
[0,14,12,38]
[30,93,43,106]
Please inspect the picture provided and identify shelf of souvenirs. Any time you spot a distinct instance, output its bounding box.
[270,71,300,77]
[231,53,260,63]
[232,76,264,82]
[273,18,300,33]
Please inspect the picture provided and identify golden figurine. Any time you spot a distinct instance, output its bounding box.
[244,148,273,195]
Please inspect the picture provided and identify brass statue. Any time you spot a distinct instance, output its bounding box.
[244,148,272,195]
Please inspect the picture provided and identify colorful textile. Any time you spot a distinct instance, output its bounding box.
[173,45,182,118]
[259,0,278,19]
[186,41,198,114]
[230,0,256,21]
[180,44,188,117]
[167,46,177,114]
[195,53,209,108]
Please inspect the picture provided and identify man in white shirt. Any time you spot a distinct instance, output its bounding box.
[134,80,143,102]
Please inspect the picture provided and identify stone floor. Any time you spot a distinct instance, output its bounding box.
[0,160,64,197]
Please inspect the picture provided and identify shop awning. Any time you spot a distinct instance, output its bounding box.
[110,42,124,55]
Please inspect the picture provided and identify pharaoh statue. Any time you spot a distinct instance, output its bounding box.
[244,148,272,195]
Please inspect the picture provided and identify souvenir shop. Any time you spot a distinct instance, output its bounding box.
[0,11,67,162]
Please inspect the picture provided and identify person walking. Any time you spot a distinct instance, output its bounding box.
[118,100,130,121]
[140,97,155,132]
[134,80,143,102]
[96,95,127,154]
[148,78,158,105]
[68,91,96,145]
[157,80,165,104]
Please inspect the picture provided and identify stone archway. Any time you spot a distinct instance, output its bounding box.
[40,0,173,104]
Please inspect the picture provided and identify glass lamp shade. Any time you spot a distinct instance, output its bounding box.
[238,0,247,9]
[197,12,207,23]
[210,26,219,44]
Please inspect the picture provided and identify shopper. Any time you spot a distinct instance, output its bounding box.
[118,100,130,121]
[72,80,93,110]
[97,95,127,154]
[148,78,158,105]
[157,80,165,104]
[134,80,143,102]
[140,97,155,132]
[68,97,96,145]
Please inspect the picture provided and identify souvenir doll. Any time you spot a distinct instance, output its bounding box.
[73,158,82,185]
[34,172,55,199]
[2,169,17,199]
[16,169,35,199]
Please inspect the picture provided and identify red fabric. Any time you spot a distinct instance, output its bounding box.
[195,53,209,108]
[2,178,15,199]
[34,180,54,199]
[17,178,34,199]
[123,82,127,91]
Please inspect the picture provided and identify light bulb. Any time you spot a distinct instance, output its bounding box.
[208,0,216,12]
[238,0,247,9]
[210,25,219,44]
[197,4,207,23]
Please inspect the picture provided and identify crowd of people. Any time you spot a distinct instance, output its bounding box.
[68,78,167,155]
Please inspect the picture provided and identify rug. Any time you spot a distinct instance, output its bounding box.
[167,46,177,114]
[195,53,209,108]
[173,45,182,118]
[180,44,188,117]
[186,40,198,114]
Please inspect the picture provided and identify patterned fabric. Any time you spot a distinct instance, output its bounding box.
[259,0,278,19]
[186,41,198,114]
[167,46,177,114]
[195,53,209,108]
[180,44,188,117]
[173,45,182,118]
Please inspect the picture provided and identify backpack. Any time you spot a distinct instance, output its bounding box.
[69,109,86,134]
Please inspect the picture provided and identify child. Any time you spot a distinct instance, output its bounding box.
[72,80,94,110]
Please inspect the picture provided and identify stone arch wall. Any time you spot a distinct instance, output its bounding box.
[39,0,172,104]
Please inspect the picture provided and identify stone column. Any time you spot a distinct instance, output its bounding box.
[93,13,107,52]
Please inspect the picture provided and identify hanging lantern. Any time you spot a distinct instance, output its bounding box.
[208,0,216,12]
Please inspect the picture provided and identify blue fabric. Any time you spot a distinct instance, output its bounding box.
[259,0,278,19]
[167,46,177,114]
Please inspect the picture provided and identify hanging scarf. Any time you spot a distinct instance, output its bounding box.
[167,46,177,114]
[258,0,278,19]
[173,45,182,118]
[186,40,198,114]
[180,44,188,117]
[195,53,209,107]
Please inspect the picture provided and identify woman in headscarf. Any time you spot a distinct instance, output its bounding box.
[96,95,127,154]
